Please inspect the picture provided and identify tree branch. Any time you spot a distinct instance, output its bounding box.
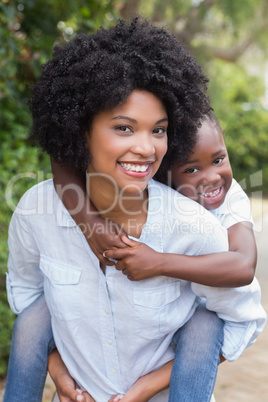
[120,0,141,20]
[177,0,217,44]
[207,36,254,62]
[179,0,268,62]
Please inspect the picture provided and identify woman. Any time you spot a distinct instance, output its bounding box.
[5,18,265,402]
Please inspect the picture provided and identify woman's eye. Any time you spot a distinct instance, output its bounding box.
[185,167,198,174]
[116,126,132,133]
[213,157,224,165]
[153,127,167,136]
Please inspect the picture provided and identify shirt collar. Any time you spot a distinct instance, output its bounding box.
[54,187,77,227]
[54,179,165,251]
[137,179,164,253]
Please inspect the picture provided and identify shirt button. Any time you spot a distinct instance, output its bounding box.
[105,309,110,315]
[111,369,116,374]
[108,339,112,345]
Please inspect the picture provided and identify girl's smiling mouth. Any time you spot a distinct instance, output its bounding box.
[201,187,221,198]
[199,186,224,205]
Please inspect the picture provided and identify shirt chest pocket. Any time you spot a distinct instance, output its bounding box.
[133,281,181,339]
[40,255,82,322]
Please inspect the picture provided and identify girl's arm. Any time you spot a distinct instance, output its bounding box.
[51,159,126,265]
[51,160,256,287]
[104,221,256,287]
[48,349,95,402]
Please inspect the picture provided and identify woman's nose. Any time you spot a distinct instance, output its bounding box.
[131,133,155,156]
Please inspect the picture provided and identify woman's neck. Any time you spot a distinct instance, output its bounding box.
[87,176,149,238]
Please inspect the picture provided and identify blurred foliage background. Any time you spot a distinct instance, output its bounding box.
[1,0,268,378]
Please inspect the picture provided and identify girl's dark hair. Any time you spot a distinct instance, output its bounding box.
[203,110,223,134]
[29,16,211,173]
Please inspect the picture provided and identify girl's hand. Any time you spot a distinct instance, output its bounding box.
[50,158,127,266]
[86,215,128,266]
[103,236,162,281]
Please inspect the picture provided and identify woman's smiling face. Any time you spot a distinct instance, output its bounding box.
[87,90,168,195]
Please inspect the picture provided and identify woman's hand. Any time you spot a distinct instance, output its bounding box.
[108,361,173,402]
[48,349,95,402]
[55,378,95,402]
[104,236,163,281]
[108,394,125,402]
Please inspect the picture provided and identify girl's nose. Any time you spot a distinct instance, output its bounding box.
[200,167,221,185]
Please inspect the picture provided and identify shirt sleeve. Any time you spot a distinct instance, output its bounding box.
[191,278,267,361]
[211,180,254,229]
[6,200,44,315]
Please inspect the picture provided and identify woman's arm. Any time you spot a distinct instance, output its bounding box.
[51,159,126,265]
[104,221,256,287]
[108,356,226,401]
[109,361,173,402]
[49,351,174,402]
[48,349,95,402]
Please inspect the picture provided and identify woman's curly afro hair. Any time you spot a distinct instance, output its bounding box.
[29,16,211,174]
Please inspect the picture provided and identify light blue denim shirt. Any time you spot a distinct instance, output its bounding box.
[6,179,266,401]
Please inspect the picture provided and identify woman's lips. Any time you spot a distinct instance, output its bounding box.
[119,162,149,172]
[118,162,153,177]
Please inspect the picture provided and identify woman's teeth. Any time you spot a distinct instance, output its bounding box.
[202,188,221,198]
[120,163,149,172]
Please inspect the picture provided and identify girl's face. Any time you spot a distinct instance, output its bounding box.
[87,90,168,195]
[172,119,233,210]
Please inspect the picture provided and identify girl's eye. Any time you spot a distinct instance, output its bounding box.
[153,127,167,136]
[185,167,198,174]
[213,157,224,165]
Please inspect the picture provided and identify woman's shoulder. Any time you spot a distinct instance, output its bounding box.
[148,179,222,224]
[14,179,54,212]
[148,180,228,254]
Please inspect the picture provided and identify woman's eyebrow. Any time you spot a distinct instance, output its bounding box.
[112,116,137,123]
[111,116,168,124]
[156,118,169,124]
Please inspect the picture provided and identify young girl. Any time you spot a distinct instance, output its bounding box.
[104,111,256,286]
[102,110,263,401]
[5,18,265,402]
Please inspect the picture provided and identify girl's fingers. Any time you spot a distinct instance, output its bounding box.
[103,248,127,261]
[120,235,139,247]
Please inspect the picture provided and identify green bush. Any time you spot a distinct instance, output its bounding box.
[0,290,15,378]
[223,108,268,193]
[0,125,51,377]
[208,60,268,194]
